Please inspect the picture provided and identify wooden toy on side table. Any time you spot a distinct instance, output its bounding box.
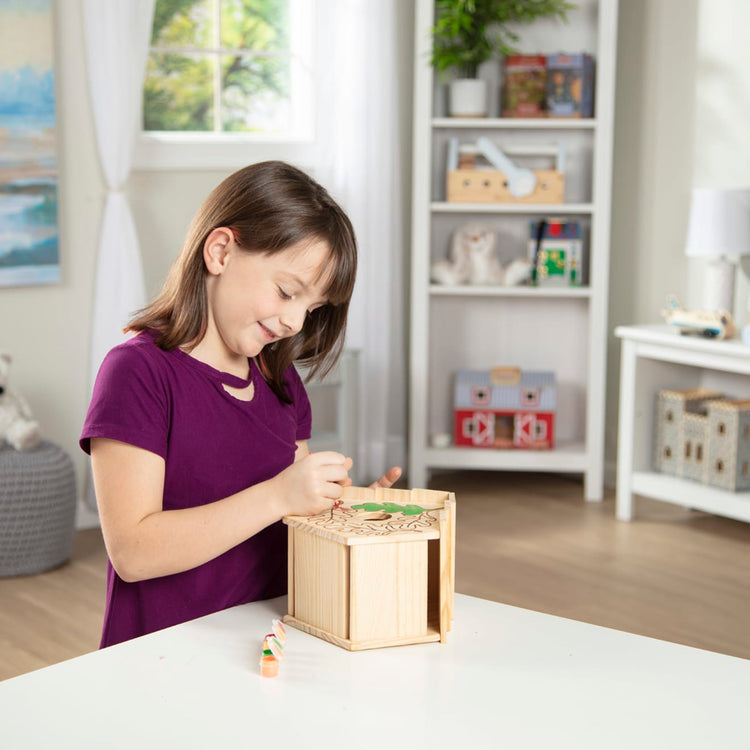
[283,485,456,651]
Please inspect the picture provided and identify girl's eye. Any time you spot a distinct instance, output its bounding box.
[278,287,293,300]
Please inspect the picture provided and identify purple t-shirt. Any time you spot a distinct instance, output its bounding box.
[80,331,311,647]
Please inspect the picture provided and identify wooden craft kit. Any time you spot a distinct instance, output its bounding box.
[655,387,750,491]
[283,485,456,651]
[446,136,565,205]
[454,366,556,449]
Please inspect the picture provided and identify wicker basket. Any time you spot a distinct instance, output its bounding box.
[0,440,77,577]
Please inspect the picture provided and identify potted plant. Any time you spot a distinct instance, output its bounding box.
[431,0,576,117]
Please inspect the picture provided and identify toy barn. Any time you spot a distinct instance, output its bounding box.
[454,367,556,449]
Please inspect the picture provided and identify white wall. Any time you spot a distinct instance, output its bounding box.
[605,0,700,476]
[605,0,750,479]
[687,0,750,329]
[1,0,745,527]
[0,1,101,526]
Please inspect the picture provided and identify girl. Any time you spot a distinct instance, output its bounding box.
[81,161,401,647]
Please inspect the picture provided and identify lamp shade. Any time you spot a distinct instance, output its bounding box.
[685,188,750,258]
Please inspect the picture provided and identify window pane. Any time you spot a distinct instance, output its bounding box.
[221,53,288,133]
[220,0,288,52]
[151,0,214,49]
[144,54,214,131]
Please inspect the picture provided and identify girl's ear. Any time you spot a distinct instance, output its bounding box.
[203,227,234,275]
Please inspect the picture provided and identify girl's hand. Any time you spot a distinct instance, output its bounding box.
[369,466,402,490]
[274,451,352,517]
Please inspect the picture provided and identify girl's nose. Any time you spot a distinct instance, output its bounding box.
[280,303,307,335]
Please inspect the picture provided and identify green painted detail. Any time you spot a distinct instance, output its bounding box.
[262,649,273,657]
[351,502,426,516]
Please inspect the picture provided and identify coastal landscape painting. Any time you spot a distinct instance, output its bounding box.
[0,0,59,287]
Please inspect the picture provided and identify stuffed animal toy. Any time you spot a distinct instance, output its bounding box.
[463,223,504,285]
[431,222,532,287]
[431,222,502,285]
[0,353,42,451]
[503,257,533,286]
[430,227,471,285]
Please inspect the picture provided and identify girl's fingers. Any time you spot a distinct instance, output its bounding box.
[370,466,402,489]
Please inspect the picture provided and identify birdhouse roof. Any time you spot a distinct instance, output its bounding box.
[283,486,453,546]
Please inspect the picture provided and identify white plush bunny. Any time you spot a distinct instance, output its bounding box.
[0,353,42,451]
[431,222,504,286]
[462,222,504,285]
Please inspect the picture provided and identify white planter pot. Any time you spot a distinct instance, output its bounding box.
[449,78,488,117]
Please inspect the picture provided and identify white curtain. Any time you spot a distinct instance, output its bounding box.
[314,0,407,483]
[82,0,155,507]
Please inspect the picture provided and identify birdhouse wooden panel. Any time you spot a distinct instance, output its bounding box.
[283,486,455,651]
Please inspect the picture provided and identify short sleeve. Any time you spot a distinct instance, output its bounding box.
[80,338,170,458]
[287,364,312,442]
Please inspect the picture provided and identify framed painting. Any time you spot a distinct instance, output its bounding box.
[0,0,59,287]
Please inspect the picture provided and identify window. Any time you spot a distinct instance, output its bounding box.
[136,0,314,170]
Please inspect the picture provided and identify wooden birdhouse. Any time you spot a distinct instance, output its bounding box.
[283,486,455,651]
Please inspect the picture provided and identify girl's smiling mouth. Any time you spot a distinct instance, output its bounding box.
[259,322,279,341]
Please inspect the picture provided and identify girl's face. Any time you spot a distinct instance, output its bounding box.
[199,228,332,374]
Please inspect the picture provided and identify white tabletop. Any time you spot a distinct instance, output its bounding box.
[615,323,750,359]
[1,594,748,749]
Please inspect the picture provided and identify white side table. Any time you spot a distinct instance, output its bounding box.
[615,324,750,522]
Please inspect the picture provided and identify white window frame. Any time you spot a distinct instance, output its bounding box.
[134,0,315,171]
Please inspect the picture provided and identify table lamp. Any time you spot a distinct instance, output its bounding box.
[685,187,750,313]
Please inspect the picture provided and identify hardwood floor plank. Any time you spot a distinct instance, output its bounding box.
[0,528,106,681]
[439,470,750,660]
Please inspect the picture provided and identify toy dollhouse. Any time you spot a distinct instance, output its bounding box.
[454,367,556,449]
[655,388,750,491]
[283,485,455,651]
[706,399,750,491]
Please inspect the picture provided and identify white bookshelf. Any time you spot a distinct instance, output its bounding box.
[299,350,360,483]
[408,0,618,500]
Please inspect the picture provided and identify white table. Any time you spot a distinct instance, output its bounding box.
[615,324,750,522]
[1,594,748,749]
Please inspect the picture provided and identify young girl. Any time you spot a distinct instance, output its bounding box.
[81,161,401,648]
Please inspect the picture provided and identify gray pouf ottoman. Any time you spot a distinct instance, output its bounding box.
[0,440,77,577]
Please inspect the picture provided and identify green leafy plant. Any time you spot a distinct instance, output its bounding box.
[431,0,577,79]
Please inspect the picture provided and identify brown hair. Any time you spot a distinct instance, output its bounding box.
[127,161,357,403]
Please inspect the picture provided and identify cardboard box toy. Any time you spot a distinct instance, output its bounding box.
[284,485,455,651]
[546,53,595,118]
[502,54,547,117]
[454,367,556,449]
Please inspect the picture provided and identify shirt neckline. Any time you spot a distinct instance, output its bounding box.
[171,345,255,389]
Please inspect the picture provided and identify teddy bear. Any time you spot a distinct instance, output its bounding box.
[0,353,42,451]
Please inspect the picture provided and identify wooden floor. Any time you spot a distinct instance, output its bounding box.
[2,471,749,681]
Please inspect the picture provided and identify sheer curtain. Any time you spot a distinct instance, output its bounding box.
[314,0,407,483]
[81,0,155,507]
